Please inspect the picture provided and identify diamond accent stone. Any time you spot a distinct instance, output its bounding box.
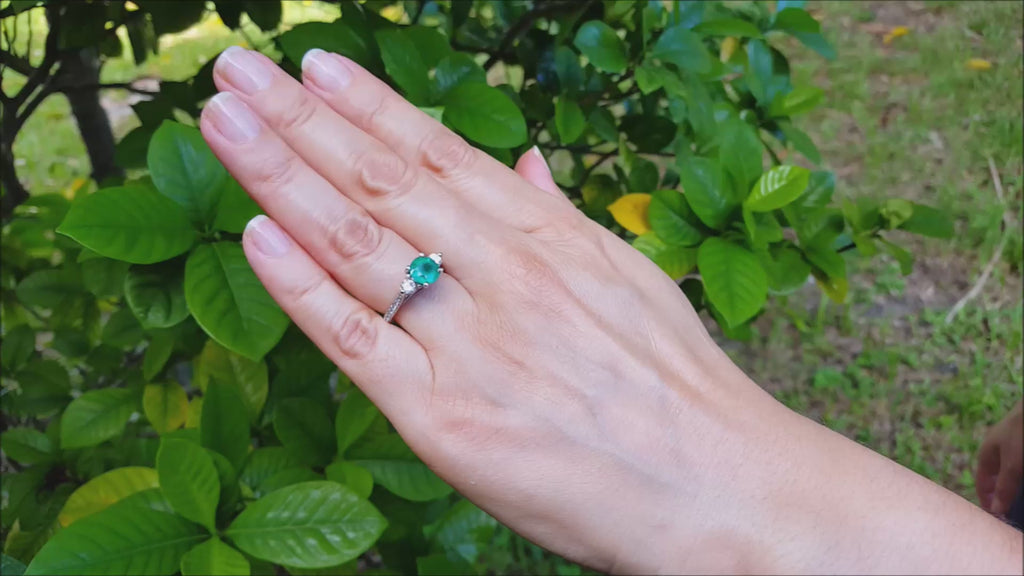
[401,278,417,294]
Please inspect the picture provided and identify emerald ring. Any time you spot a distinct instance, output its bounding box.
[383,252,443,323]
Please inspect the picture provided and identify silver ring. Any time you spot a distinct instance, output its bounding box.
[384,252,443,323]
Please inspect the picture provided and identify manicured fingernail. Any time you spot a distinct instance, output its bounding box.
[302,48,353,92]
[246,215,291,257]
[206,93,261,144]
[216,46,273,94]
[530,145,551,173]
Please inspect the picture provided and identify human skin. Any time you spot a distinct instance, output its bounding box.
[978,401,1024,518]
[199,46,1023,574]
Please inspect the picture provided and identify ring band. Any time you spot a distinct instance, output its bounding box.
[384,252,443,323]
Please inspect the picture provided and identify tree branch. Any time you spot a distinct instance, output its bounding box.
[483,1,590,70]
[0,48,35,77]
[58,82,159,96]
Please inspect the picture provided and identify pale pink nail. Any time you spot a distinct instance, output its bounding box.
[302,48,353,92]
[216,46,273,94]
[246,215,291,257]
[531,145,552,175]
[206,93,261,144]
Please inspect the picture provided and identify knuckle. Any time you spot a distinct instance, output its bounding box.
[327,210,384,262]
[362,93,397,134]
[333,308,379,360]
[254,153,300,188]
[275,93,319,133]
[358,152,418,199]
[289,270,330,310]
[420,130,475,180]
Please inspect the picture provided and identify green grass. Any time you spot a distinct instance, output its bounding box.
[727,0,1024,502]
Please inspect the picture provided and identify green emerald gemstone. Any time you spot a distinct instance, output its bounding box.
[409,256,440,285]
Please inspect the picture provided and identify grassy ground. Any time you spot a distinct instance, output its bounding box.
[3,0,1022,506]
[720,0,1023,502]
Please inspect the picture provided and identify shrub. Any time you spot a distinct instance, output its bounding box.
[0,1,951,575]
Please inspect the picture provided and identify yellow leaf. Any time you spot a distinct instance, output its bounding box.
[720,37,738,62]
[967,58,992,70]
[607,193,652,235]
[58,467,159,527]
[186,396,203,429]
[882,25,910,45]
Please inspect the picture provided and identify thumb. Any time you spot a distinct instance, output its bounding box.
[992,463,1022,517]
[515,145,562,197]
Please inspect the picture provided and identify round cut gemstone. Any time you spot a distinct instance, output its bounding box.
[409,256,440,285]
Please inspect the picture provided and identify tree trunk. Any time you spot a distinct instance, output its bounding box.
[60,47,122,184]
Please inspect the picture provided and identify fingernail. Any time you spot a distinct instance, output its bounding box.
[302,48,353,92]
[246,215,291,257]
[216,46,273,94]
[530,145,552,174]
[206,93,261,144]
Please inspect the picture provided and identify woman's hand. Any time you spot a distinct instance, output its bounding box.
[201,47,1022,574]
[978,401,1024,517]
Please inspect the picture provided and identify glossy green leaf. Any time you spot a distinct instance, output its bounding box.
[697,238,768,327]
[632,234,698,278]
[259,467,322,495]
[277,21,375,71]
[651,26,711,73]
[1,555,27,576]
[143,382,189,435]
[58,467,159,527]
[80,255,131,298]
[793,170,835,208]
[442,84,527,148]
[719,119,764,196]
[572,21,628,73]
[26,490,205,575]
[225,481,387,569]
[8,359,71,417]
[147,121,228,226]
[763,246,811,294]
[404,25,452,68]
[213,178,262,234]
[336,389,379,455]
[772,8,821,33]
[897,203,954,239]
[554,45,584,95]
[555,97,585,144]
[101,307,144,348]
[375,28,431,105]
[745,165,811,212]
[184,242,289,361]
[240,447,304,493]
[778,121,821,164]
[200,382,251,473]
[648,190,704,247]
[745,39,773,103]
[180,537,250,576]
[771,86,824,117]
[274,397,336,467]
[694,18,762,38]
[678,157,734,229]
[157,438,220,531]
[628,157,660,193]
[57,186,197,264]
[325,461,374,500]
[790,31,836,60]
[432,53,486,99]
[424,499,497,564]
[349,434,452,502]
[194,339,268,422]
[60,388,136,450]
[1,324,35,371]
[1,427,55,465]
[15,268,83,310]
[143,329,176,381]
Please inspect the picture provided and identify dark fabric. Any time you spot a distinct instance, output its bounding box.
[1007,482,1024,530]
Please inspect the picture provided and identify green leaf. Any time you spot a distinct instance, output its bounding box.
[240,447,304,494]
[404,25,453,68]
[441,84,527,148]
[336,389,379,455]
[1,555,27,576]
[274,397,336,468]
[770,86,824,117]
[200,382,251,473]
[778,121,821,164]
[277,21,375,72]
[432,53,486,100]
[147,121,228,226]
[745,39,773,103]
[213,178,263,234]
[375,28,431,105]
[648,190,704,247]
[125,262,189,329]
[101,307,144,348]
[194,339,269,422]
[763,245,811,294]
[634,61,664,94]
[259,467,322,495]
[60,388,135,450]
[349,434,452,502]
[225,481,387,569]
[81,255,131,298]
[245,0,281,31]
[143,383,189,435]
[572,21,628,73]
[58,467,159,527]
[416,554,474,576]
[9,360,71,417]
[184,242,289,361]
[719,119,763,196]
[26,490,205,576]
[793,170,835,208]
[2,324,35,371]
[790,31,836,60]
[772,8,821,33]
[15,268,83,309]
[143,329,176,381]
[324,461,374,500]
[678,157,734,229]
[879,237,915,276]
[553,45,584,95]
[157,438,220,531]
[424,499,497,564]
[693,18,763,38]
[651,26,711,73]
[57,186,197,264]
[180,537,250,576]
[632,234,698,278]
[554,97,585,144]
[1,428,55,465]
[745,165,811,212]
[897,203,954,239]
[697,237,768,327]
[628,157,660,193]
